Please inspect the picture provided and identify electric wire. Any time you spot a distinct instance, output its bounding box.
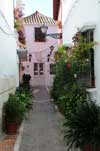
[30,42,58,54]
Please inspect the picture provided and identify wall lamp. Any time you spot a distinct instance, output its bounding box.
[40,24,62,39]
[47,45,55,62]
[50,45,54,55]
[29,54,32,62]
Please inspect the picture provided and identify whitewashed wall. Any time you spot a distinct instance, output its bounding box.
[62,0,100,103]
[0,0,19,81]
[0,0,19,134]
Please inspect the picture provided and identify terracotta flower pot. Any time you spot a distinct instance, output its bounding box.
[6,122,19,135]
[83,145,100,151]
[66,63,71,70]
[83,145,92,151]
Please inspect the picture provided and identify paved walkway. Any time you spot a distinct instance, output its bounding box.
[19,87,67,151]
[0,135,16,151]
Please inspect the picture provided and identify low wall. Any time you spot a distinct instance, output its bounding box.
[0,76,16,135]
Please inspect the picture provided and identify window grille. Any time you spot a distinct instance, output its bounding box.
[80,29,95,87]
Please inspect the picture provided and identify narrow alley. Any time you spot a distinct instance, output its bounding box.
[1,0,100,150]
[19,87,67,151]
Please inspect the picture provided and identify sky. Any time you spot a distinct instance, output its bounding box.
[23,0,53,17]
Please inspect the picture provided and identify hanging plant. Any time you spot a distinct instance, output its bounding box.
[58,45,67,53]
[14,7,26,46]
[14,16,24,30]
[14,8,24,19]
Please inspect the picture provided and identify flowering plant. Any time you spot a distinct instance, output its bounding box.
[14,6,26,47]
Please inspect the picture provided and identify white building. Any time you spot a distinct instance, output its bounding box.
[0,0,19,134]
[62,0,100,103]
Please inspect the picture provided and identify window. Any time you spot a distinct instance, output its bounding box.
[82,30,94,43]
[39,63,44,75]
[34,63,44,75]
[81,29,95,87]
[50,64,56,74]
[90,48,95,87]
[34,63,38,75]
[35,27,46,42]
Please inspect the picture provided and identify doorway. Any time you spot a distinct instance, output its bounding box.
[33,63,45,86]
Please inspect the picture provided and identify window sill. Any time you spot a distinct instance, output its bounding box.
[86,88,96,93]
[86,88,97,101]
[34,41,46,43]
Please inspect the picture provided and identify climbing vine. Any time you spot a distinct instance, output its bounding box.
[51,31,96,115]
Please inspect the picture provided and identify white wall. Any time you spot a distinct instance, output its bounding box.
[62,0,100,103]
[62,0,98,44]
[0,0,19,85]
[0,0,19,134]
[94,1,100,102]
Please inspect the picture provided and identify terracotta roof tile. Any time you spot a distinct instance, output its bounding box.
[23,11,56,25]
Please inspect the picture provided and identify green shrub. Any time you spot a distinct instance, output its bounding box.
[57,84,87,116]
[64,100,100,150]
[4,94,26,123]
[51,58,71,101]
[2,87,33,132]
[22,74,31,89]
[15,87,33,111]
[57,95,68,115]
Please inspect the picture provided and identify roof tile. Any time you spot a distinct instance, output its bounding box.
[23,11,56,25]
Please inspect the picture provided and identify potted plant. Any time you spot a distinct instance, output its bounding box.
[66,62,71,70]
[4,94,26,134]
[64,100,100,151]
[22,73,31,89]
[15,87,33,111]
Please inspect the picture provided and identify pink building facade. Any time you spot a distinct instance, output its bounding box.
[21,11,58,87]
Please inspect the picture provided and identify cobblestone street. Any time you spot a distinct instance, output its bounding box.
[19,87,67,151]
